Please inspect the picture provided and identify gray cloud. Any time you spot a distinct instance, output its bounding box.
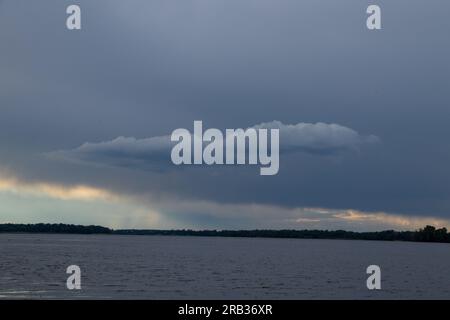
[50,136,172,171]
[48,121,379,170]
[256,121,380,155]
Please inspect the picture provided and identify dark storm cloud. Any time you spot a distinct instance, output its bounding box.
[1,0,450,225]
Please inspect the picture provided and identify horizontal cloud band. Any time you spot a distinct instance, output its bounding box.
[48,121,379,170]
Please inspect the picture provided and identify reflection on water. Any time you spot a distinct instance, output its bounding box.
[0,233,450,299]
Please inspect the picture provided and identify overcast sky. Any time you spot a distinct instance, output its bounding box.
[1,0,450,231]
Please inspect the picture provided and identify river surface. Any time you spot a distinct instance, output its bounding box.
[0,233,449,299]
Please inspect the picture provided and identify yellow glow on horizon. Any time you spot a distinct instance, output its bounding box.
[1,174,449,231]
[333,209,450,229]
[0,177,115,201]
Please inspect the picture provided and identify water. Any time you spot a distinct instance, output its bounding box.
[0,233,449,299]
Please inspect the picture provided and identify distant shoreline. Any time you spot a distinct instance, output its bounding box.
[1,223,449,243]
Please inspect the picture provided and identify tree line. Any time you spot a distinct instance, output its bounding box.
[115,225,450,243]
[1,223,449,243]
[0,223,111,234]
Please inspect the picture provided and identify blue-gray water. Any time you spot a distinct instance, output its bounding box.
[0,233,449,299]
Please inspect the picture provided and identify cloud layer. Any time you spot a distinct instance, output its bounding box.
[49,121,379,170]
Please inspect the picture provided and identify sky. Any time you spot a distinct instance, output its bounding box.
[1,0,450,231]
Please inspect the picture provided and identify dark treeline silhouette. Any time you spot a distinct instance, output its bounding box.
[0,223,111,234]
[1,223,449,243]
[115,225,450,243]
